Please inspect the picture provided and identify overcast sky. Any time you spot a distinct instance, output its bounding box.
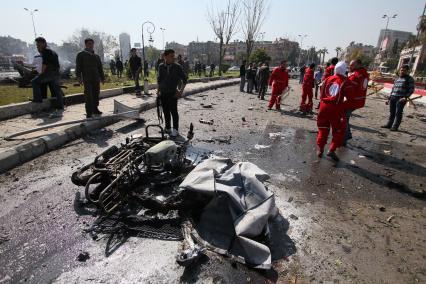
[1,0,424,59]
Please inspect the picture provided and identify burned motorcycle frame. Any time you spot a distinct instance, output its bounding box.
[72,124,195,214]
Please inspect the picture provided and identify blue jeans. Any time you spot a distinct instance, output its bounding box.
[31,73,63,109]
[386,96,407,129]
[344,109,353,144]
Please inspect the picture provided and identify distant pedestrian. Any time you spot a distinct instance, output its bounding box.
[183,57,190,78]
[299,65,306,84]
[300,63,316,114]
[314,67,323,99]
[31,37,64,118]
[257,63,270,100]
[157,49,187,137]
[116,59,123,78]
[209,63,215,77]
[381,64,414,132]
[177,54,184,66]
[239,60,246,92]
[246,63,256,93]
[144,60,149,77]
[155,53,164,74]
[129,48,142,96]
[202,63,207,77]
[252,63,258,91]
[76,38,105,118]
[109,59,116,75]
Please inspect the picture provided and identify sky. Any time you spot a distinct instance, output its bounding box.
[1,0,424,60]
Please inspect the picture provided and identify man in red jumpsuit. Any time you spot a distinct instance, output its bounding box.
[300,63,316,114]
[316,61,354,161]
[268,60,289,110]
[343,59,369,145]
[322,57,339,81]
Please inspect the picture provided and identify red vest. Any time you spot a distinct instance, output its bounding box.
[303,67,315,88]
[345,67,369,109]
[320,74,354,105]
[268,67,289,88]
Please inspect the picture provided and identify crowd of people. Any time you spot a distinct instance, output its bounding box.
[238,57,415,161]
[29,36,416,154]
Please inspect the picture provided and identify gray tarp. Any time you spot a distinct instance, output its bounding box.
[179,157,278,269]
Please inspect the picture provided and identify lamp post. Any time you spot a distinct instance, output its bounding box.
[381,14,397,59]
[141,21,155,94]
[297,34,307,67]
[24,8,38,39]
[160,27,166,51]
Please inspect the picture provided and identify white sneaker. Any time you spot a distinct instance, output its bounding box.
[170,128,179,137]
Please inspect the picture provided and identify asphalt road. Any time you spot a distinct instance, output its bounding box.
[0,81,425,283]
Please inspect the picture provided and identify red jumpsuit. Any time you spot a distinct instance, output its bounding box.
[322,65,335,81]
[316,74,354,152]
[268,67,289,110]
[300,67,315,112]
[344,67,369,110]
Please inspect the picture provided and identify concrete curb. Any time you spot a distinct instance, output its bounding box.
[0,76,237,121]
[0,79,239,174]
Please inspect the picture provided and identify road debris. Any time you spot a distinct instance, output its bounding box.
[76,252,90,262]
[254,144,271,150]
[199,119,214,125]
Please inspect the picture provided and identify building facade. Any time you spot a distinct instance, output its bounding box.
[119,33,131,61]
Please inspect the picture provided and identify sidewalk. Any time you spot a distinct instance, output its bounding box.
[0,78,239,173]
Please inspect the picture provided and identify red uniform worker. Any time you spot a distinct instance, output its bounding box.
[316,62,354,161]
[268,60,289,110]
[321,57,338,81]
[300,63,315,113]
[342,59,369,145]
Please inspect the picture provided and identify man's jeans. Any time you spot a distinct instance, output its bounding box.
[132,70,141,92]
[344,109,353,144]
[31,73,63,109]
[240,76,246,92]
[386,96,407,129]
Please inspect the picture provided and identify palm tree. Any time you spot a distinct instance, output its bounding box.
[335,47,342,58]
[322,48,328,65]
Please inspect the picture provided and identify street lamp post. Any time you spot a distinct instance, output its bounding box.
[141,21,155,94]
[24,8,38,39]
[381,14,397,59]
[297,34,307,67]
[160,27,166,51]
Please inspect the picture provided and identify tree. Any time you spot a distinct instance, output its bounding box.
[69,28,119,62]
[207,0,240,76]
[335,46,342,58]
[241,0,269,62]
[249,48,271,63]
[0,36,28,56]
[347,48,373,68]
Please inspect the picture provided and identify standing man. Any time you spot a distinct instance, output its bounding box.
[115,58,123,78]
[268,60,289,111]
[239,60,246,92]
[300,63,316,114]
[322,58,338,81]
[109,59,116,75]
[183,57,190,78]
[314,66,323,99]
[381,64,415,131]
[257,63,270,100]
[343,59,369,145]
[76,38,105,118]
[157,49,187,137]
[209,63,216,77]
[31,37,64,118]
[246,63,256,93]
[252,63,258,92]
[316,62,354,161]
[299,65,306,84]
[129,48,142,96]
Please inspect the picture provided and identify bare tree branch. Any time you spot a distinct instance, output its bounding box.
[207,0,240,75]
[241,0,269,61]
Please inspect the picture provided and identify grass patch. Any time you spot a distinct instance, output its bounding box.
[0,70,239,106]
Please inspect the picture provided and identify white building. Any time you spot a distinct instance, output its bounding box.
[119,33,131,61]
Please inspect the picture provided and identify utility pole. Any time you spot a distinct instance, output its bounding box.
[297,34,307,67]
[381,14,397,59]
[24,8,38,39]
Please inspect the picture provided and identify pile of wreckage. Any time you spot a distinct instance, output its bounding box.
[72,124,287,270]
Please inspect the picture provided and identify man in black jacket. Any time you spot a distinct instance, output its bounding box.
[240,60,246,92]
[31,37,64,118]
[129,48,142,96]
[75,38,105,118]
[157,49,187,137]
